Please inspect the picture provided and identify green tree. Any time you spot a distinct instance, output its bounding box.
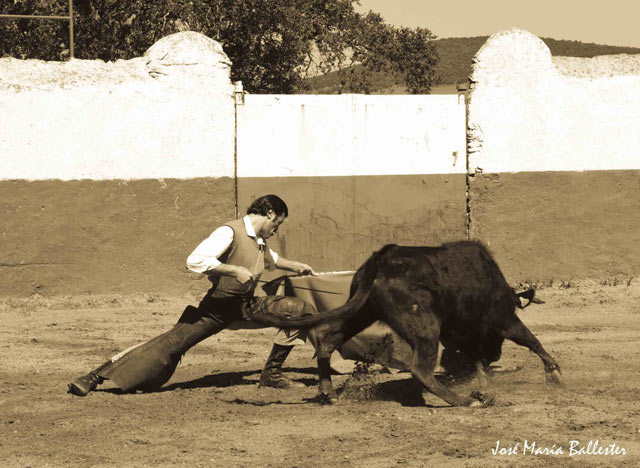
[1,0,439,94]
[0,0,71,60]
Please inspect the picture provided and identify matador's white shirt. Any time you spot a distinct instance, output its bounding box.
[186,216,279,274]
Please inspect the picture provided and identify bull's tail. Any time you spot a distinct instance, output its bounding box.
[246,245,394,328]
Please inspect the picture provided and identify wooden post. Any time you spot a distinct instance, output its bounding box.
[68,0,74,59]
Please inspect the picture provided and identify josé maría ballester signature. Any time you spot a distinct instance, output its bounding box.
[492,439,627,456]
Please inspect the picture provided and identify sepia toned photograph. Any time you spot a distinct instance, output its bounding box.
[1,1,639,466]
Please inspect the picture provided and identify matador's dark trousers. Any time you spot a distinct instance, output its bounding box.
[96,292,317,392]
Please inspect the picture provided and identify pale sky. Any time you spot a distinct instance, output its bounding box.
[356,0,640,48]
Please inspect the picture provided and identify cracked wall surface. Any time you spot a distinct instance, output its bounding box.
[0,178,235,296]
[236,94,468,271]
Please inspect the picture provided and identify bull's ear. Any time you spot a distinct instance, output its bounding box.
[516,288,545,308]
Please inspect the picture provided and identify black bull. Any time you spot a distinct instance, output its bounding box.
[247,241,562,407]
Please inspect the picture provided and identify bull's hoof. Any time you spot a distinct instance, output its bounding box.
[470,390,496,407]
[545,368,563,386]
[319,392,339,405]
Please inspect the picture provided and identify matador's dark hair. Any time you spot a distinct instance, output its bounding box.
[246,194,288,217]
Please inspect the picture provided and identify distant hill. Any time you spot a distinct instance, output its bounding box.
[307,37,640,94]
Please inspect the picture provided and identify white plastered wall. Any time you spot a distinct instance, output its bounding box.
[0,32,236,180]
[467,28,640,173]
[237,94,467,178]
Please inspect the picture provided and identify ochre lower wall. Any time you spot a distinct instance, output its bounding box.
[0,178,235,297]
[3,171,637,296]
[238,174,468,271]
[469,170,640,283]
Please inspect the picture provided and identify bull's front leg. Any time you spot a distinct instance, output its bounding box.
[500,316,563,386]
[473,360,489,389]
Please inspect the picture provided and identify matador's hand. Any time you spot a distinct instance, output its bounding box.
[233,266,255,284]
[295,263,316,276]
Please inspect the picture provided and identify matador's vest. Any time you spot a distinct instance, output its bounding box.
[211,218,275,298]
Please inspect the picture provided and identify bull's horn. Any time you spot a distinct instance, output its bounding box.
[516,288,545,308]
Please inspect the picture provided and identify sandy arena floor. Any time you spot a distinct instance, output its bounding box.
[1,281,639,467]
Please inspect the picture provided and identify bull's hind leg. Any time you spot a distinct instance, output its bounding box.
[311,315,377,404]
[500,316,562,385]
[409,337,483,407]
[310,324,340,403]
[377,286,485,407]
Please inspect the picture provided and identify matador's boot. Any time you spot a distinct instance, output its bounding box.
[68,362,110,396]
[258,344,305,389]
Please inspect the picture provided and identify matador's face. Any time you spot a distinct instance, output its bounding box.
[261,212,286,239]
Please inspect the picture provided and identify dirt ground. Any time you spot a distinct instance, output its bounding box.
[1,281,639,467]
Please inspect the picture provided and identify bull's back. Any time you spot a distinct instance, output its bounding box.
[357,241,513,322]
[373,241,505,287]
